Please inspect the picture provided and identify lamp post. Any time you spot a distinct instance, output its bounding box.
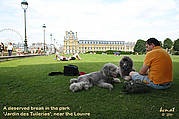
[50,33,52,52]
[50,33,53,44]
[54,38,56,46]
[42,24,46,52]
[54,38,56,52]
[21,0,28,53]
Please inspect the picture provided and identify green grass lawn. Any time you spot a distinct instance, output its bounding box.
[0,54,179,119]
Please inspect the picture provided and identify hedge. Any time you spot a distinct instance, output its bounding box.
[85,50,135,55]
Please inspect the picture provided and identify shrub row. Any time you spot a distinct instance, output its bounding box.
[85,50,135,55]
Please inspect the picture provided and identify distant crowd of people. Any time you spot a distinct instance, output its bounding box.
[0,42,13,56]
[0,42,50,56]
[30,47,43,55]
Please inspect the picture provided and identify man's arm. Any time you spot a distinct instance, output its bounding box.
[139,65,149,75]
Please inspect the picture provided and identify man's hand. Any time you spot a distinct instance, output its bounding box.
[129,71,138,77]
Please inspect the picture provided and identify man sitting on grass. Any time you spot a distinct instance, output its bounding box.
[129,38,173,89]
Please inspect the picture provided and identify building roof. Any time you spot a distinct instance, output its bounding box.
[78,40,126,45]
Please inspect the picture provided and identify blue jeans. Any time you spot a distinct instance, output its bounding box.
[8,50,12,56]
[131,73,172,89]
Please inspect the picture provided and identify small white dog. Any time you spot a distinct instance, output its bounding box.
[69,63,121,92]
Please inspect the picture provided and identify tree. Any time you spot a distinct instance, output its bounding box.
[134,39,146,53]
[163,38,173,50]
[173,39,179,51]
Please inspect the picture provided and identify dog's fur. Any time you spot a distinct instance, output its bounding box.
[69,63,121,92]
[118,56,135,80]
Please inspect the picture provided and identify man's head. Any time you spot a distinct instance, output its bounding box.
[146,38,160,52]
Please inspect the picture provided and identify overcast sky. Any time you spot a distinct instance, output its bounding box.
[0,0,179,45]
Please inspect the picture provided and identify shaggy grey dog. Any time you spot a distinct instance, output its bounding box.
[118,56,135,80]
[69,63,121,92]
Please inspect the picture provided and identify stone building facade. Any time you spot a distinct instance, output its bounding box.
[63,30,135,54]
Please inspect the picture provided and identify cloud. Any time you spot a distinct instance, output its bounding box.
[0,0,179,45]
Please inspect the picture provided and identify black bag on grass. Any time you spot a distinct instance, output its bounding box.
[64,65,79,76]
[123,79,151,93]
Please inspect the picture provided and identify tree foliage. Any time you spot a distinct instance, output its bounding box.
[134,39,146,53]
[173,39,179,51]
[163,38,173,49]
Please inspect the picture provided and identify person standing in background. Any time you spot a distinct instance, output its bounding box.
[7,42,13,56]
[0,42,5,56]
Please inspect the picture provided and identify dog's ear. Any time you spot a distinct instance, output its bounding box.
[117,70,121,77]
[128,57,133,67]
[102,64,110,76]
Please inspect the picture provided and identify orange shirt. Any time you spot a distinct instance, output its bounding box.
[144,46,173,84]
